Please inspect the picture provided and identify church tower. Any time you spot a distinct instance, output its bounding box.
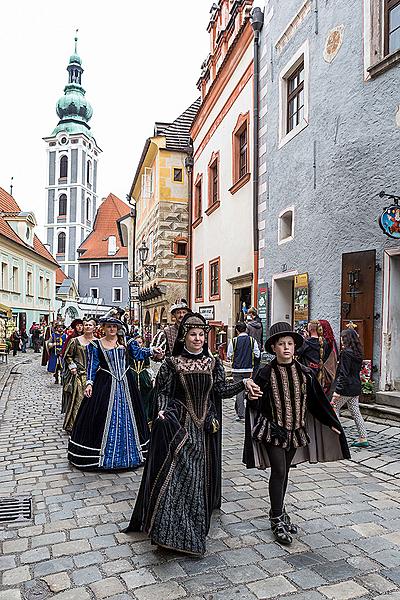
[44,34,101,286]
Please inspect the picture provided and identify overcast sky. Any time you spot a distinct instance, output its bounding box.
[0,0,210,238]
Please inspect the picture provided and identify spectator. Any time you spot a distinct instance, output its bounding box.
[227,322,260,421]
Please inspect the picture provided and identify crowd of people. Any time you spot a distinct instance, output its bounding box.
[21,301,368,556]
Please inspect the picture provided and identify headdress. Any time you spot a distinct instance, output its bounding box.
[99,316,124,328]
[265,322,304,354]
[70,319,84,329]
[170,299,191,314]
[172,312,209,356]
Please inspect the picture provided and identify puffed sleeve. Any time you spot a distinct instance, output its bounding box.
[86,341,100,385]
[64,339,77,371]
[212,357,245,399]
[127,339,152,361]
[153,360,175,413]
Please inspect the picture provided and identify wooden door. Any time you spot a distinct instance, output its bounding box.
[341,250,376,361]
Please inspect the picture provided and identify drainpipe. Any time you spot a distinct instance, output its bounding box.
[185,142,194,307]
[250,6,264,307]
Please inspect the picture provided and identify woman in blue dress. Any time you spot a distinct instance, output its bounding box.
[68,316,163,470]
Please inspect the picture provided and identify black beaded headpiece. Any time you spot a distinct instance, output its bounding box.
[172,312,210,356]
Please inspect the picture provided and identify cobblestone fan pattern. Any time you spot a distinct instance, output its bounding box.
[1,353,400,600]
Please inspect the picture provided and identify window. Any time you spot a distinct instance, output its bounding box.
[59,155,68,179]
[279,41,309,147]
[173,168,183,182]
[90,288,99,299]
[287,62,304,134]
[209,257,221,300]
[141,167,153,200]
[112,288,122,302]
[385,0,400,55]
[87,160,92,186]
[108,236,117,256]
[39,276,44,297]
[57,232,66,254]
[113,263,123,278]
[89,263,99,278]
[207,152,220,213]
[12,266,19,292]
[59,194,67,217]
[195,265,204,302]
[278,208,294,244]
[1,262,8,290]
[194,175,202,222]
[172,237,187,257]
[86,198,91,221]
[26,271,33,296]
[231,112,250,193]
[45,277,50,298]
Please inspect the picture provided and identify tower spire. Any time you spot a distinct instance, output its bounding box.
[74,29,79,54]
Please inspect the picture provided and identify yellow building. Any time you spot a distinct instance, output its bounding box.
[123,100,199,335]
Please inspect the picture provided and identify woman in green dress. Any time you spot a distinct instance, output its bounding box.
[63,318,97,433]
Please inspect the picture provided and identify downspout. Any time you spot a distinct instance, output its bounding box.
[185,143,194,307]
[250,7,264,307]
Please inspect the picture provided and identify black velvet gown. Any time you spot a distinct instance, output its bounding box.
[126,350,245,556]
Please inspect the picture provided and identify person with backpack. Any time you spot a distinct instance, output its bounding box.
[227,322,260,421]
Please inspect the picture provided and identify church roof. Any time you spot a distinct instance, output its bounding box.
[0,187,58,266]
[77,193,129,260]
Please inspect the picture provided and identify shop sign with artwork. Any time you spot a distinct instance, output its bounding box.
[379,205,400,239]
[294,273,309,333]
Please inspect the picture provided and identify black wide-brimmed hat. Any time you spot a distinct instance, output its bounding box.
[265,322,304,354]
[99,316,124,328]
[70,319,84,329]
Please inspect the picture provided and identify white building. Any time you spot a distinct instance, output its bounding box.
[44,36,101,288]
[190,0,255,352]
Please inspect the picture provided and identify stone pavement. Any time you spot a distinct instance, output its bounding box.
[1,352,400,600]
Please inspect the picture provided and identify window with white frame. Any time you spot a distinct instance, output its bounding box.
[278,208,294,244]
[279,40,309,148]
[141,166,153,203]
[365,0,400,78]
[112,287,122,303]
[26,271,33,295]
[12,266,19,292]
[113,262,123,278]
[89,263,99,278]
[90,288,99,299]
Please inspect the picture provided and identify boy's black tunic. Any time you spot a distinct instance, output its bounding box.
[243,360,350,470]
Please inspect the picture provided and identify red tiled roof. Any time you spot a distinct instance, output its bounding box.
[56,267,68,285]
[78,193,129,260]
[0,186,59,266]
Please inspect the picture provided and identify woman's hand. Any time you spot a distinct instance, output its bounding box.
[158,410,165,420]
[245,379,262,400]
[85,384,93,397]
[70,368,77,376]
[331,426,341,435]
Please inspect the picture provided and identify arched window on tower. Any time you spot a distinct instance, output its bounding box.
[86,160,92,187]
[60,155,68,180]
[57,231,66,254]
[59,194,67,217]
[86,198,91,221]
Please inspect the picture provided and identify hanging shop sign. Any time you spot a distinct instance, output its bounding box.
[257,285,268,336]
[379,205,400,239]
[199,305,215,321]
[294,273,309,333]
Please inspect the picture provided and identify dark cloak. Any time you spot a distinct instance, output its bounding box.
[243,361,350,470]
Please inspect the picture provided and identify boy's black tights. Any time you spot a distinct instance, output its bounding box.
[266,445,296,517]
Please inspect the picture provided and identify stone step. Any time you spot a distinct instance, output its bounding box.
[359,401,400,423]
[394,379,400,392]
[375,390,400,408]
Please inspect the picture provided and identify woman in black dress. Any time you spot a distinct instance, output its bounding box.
[125,313,260,556]
[331,328,368,448]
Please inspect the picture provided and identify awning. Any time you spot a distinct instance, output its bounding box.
[0,303,12,318]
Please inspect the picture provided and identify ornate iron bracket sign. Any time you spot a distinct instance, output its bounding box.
[378,191,400,239]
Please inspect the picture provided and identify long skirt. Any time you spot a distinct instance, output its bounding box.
[68,369,149,470]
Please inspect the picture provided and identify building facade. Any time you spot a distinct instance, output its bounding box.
[190,0,256,351]
[77,193,129,309]
[257,0,400,394]
[44,37,101,286]
[126,101,199,335]
[0,187,58,330]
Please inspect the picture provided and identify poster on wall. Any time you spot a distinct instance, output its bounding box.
[294,273,309,334]
[257,285,268,342]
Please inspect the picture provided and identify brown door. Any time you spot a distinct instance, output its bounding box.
[341,250,376,361]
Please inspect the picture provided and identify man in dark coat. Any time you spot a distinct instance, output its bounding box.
[243,322,350,545]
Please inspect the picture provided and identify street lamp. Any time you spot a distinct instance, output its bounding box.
[126,195,138,329]
[139,240,156,279]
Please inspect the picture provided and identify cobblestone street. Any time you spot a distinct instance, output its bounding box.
[1,352,400,600]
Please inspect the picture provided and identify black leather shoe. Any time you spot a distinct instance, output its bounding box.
[283,507,298,534]
[270,514,292,545]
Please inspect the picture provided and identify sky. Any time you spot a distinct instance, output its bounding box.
[0,0,210,238]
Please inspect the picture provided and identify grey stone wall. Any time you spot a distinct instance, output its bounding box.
[257,0,400,371]
[71,149,78,184]
[78,260,129,306]
[47,190,55,227]
[70,188,77,222]
[49,152,56,186]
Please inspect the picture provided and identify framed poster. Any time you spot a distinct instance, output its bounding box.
[294,273,309,333]
[257,285,268,337]
[199,306,215,321]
